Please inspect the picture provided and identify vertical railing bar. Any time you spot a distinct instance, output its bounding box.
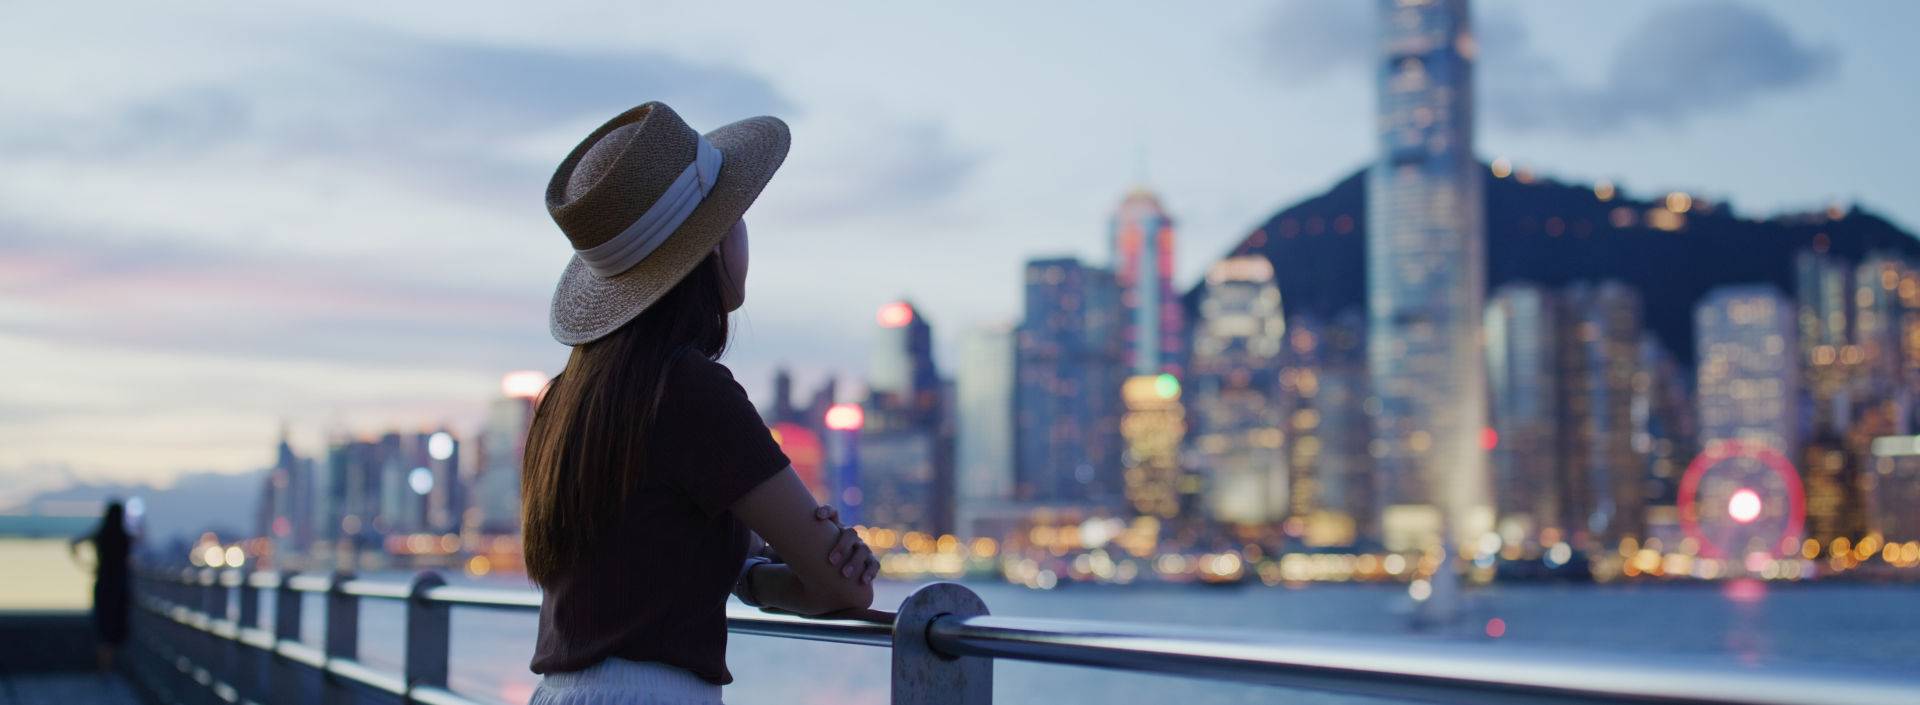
[324,570,359,705]
[404,571,452,703]
[273,571,308,705]
[236,570,262,704]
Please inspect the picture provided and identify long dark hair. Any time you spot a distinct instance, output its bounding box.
[96,501,129,554]
[522,254,732,585]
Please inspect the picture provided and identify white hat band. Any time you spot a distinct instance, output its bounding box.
[576,135,723,279]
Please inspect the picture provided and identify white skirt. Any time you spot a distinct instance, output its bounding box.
[530,657,724,705]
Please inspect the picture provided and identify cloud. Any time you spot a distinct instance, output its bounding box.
[0,224,554,372]
[1485,2,1836,133]
[7,24,794,154]
[764,118,985,224]
[1259,0,1374,83]
[1254,1,1835,134]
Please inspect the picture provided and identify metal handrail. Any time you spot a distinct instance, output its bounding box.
[125,567,1920,705]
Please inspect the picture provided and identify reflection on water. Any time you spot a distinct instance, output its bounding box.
[269,576,1919,705]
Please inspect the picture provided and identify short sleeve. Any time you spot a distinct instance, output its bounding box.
[652,356,791,517]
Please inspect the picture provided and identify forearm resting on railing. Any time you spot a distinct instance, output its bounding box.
[745,562,880,619]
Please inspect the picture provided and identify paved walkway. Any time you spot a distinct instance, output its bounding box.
[0,673,143,705]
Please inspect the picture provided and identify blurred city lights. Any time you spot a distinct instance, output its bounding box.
[824,403,865,431]
[501,370,550,399]
[428,431,455,460]
[1408,578,1433,602]
[224,546,245,568]
[1479,427,1498,451]
[1153,373,1180,400]
[877,302,915,328]
[1728,489,1762,524]
[1486,618,1506,638]
[202,545,226,568]
[409,467,435,496]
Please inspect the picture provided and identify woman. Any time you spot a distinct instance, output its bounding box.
[71,500,133,673]
[522,102,881,705]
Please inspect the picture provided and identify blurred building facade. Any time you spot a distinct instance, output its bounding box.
[1014,258,1126,505]
[1484,283,1560,552]
[1366,0,1491,552]
[1112,190,1184,377]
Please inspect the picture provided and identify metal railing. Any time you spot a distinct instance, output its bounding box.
[129,568,1920,705]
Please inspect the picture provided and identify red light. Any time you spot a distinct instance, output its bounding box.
[825,403,865,431]
[1480,428,1499,451]
[877,303,914,328]
[272,517,291,537]
[1728,488,1762,524]
[1486,618,1506,638]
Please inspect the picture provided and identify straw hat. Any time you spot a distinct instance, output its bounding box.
[546,102,789,345]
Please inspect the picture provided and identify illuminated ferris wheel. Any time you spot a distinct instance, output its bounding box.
[1677,439,1806,564]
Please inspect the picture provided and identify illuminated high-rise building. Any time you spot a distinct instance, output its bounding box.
[1111,190,1184,377]
[473,371,545,538]
[1190,256,1286,526]
[1014,259,1126,504]
[1853,253,1906,387]
[1694,286,1802,561]
[1484,283,1561,551]
[1635,336,1692,546]
[1121,374,1188,519]
[1279,311,1372,547]
[868,301,942,432]
[1558,281,1643,549]
[863,301,952,535]
[1697,286,1800,457]
[1366,0,1490,551]
[1306,311,1375,544]
[956,324,1017,539]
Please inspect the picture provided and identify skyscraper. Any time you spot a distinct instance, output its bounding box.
[955,324,1017,539]
[1559,281,1644,549]
[1694,286,1801,561]
[1190,256,1287,526]
[1697,286,1800,459]
[1298,310,1375,545]
[1484,283,1561,551]
[1014,258,1126,504]
[1635,335,1693,546]
[863,302,952,535]
[1853,253,1907,387]
[1122,374,1186,519]
[1367,0,1490,552]
[869,301,941,432]
[473,371,545,538]
[1112,190,1183,377]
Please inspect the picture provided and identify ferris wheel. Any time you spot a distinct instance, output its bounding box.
[1677,438,1806,564]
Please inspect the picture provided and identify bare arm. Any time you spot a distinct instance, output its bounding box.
[730,467,875,616]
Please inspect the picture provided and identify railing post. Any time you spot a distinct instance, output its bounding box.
[892,582,992,705]
[404,571,451,700]
[324,570,359,705]
[273,572,309,705]
[236,570,263,703]
[200,568,227,705]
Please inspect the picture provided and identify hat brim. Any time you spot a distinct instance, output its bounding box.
[549,116,789,345]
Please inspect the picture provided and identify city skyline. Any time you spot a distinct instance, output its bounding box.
[5,0,1919,495]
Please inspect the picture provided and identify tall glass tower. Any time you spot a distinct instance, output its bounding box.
[1366,0,1491,552]
[1112,189,1184,377]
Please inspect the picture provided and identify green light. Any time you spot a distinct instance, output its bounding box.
[1153,374,1180,399]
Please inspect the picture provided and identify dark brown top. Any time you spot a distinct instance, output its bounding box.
[530,355,790,684]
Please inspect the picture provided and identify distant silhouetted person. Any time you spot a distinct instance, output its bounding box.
[71,501,132,674]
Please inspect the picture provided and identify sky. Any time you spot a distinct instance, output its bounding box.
[3,0,1917,497]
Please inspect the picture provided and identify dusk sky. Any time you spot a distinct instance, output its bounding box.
[3,1,1916,498]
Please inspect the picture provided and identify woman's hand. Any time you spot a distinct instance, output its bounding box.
[814,506,880,585]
